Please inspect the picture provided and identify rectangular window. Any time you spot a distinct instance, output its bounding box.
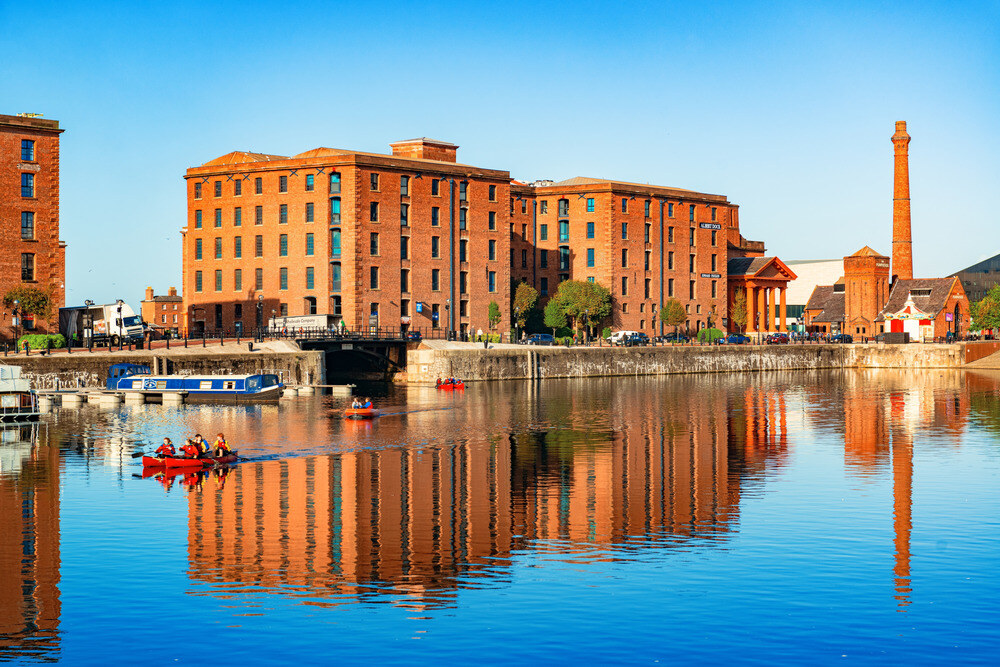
[330,263,340,292]
[711,207,717,221]
[488,239,496,261]
[305,202,314,223]
[690,280,696,299]
[689,254,695,272]
[331,229,341,257]
[540,200,548,214]
[214,181,222,197]
[21,139,35,161]
[255,206,263,225]
[668,226,674,243]
[489,184,497,201]
[540,249,548,268]
[521,199,527,214]
[234,268,242,291]
[689,204,696,222]
[401,299,410,317]
[306,233,314,256]
[668,278,674,297]
[234,207,242,226]
[432,268,440,291]
[215,237,222,259]
[329,173,341,194]
[711,254,717,271]
[431,179,440,196]
[522,224,527,238]
[621,248,628,267]
[644,278,652,299]
[711,280,717,299]
[255,235,263,257]
[559,220,569,242]
[587,248,595,267]
[280,303,288,317]
[645,223,651,243]
[558,199,569,216]
[459,208,467,230]
[400,175,409,196]
[431,236,440,258]
[306,266,315,290]
[370,202,379,222]
[279,204,288,224]
[401,269,410,293]
[521,248,528,268]
[586,221,595,239]
[645,250,651,271]
[195,211,203,229]
[459,181,467,201]
[255,267,263,290]
[400,203,409,226]
[586,197,595,213]
[459,239,467,262]
[621,198,628,213]
[194,182,202,199]
[370,232,379,256]
[711,230,717,246]
[488,211,496,230]
[279,175,288,193]
[488,271,496,293]
[431,207,440,226]
[668,251,674,270]
[540,277,548,296]
[195,270,202,292]
[559,246,570,270]
[255,177,262,194]
[195,238,203,260]
[540,224,548,241]
[234,179,242,196]
[215,208,222,227]
[306,174,315,192]
[279,234,288,257]
[234,236,242,258]
[460,271,468,294]
[215,269,222,292]
[400,235,408,260]
[370,173,379,191]
[668,202,674,218]
[621,222,627,240]
[330,197,341,224]
[370,266,379,289]
[280,267,288,290]
[645,200,651,217]
[21,212,34,239]
[621,276,628,295]
[19,252,33,282]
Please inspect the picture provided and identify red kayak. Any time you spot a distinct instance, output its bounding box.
[142,452,238,468]
[344,407,377,419]
[437,381,465,390]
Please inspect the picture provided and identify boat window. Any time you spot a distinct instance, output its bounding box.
[131,380,142,389]
[199,381,213,390]
[224,381,235,389]
[156,381,166,389]
[262,374,279,387]
[248,377,260,389]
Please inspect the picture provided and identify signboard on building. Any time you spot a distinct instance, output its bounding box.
[699,223,722,230]
[945,312,954,322]
[700,273,722,279]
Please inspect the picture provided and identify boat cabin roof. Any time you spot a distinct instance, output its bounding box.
[136,374,276,381]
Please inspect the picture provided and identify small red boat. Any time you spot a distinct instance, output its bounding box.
[437,381,465,390]
[344,407,377,419]
[142,452,238,468]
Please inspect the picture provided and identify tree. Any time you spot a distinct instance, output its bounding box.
[550,279,612,336]
[511,281,539,337]
[544,297,566,336]
[488,301,502,332]
[730,288,749,332]
[659,299,686,337]
[972,285,1000,332]
[3,286,51,319]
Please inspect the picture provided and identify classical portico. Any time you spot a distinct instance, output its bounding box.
[727,257,798,333]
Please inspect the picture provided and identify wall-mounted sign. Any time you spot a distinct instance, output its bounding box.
[945,313,954,322]
[699,223,722,230]
[700,273,721,279]
[415,302,423,313]
[400,316,411,324]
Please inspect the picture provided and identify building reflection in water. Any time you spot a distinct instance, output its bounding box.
[185,379,796,608]
[0,423,60,661]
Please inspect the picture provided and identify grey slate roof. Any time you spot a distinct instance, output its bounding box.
[727,256,775,277]
[877,278,959,321]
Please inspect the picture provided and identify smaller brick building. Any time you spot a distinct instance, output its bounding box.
[878,278,969,341]
[141,286,183,336]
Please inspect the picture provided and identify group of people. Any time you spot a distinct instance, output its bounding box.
[350,397,373,409]
[154,433,232,459]
[435,377,462,387]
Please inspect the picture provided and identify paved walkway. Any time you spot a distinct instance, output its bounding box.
[4,339,301,360]
[965,350,1000,369]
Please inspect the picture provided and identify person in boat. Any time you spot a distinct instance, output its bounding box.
[155,437,176,458]
[435,377,442,388]
[351,397,362,409]
[192,434,210,458]
[362,397,373,409]
[213,433,232,457]
[181,439,201,459]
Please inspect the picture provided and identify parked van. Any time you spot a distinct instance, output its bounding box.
[607,330,641,346]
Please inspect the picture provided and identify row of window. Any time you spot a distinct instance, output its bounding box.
[516,197,718,222]
[528,221,717,245]
[193,233,317,260]
[193,203,314,229]
[194,267,316,293]
[616,277,718,300]
[363,267,497,293]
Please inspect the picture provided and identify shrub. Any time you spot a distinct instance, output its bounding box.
[556,336,574,346]
[602,326,612,339]
[697,328,725,343]
[16,333,66,350]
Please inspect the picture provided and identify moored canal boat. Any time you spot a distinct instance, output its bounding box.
[111,366,283,403]
[0,365,41,422]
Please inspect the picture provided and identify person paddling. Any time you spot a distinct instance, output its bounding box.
[181,439,200,459]
[362,397,373,409]
[351,397,362,409]
[155,437,176,458]
[213,433,232,457]
[192,434,209,458]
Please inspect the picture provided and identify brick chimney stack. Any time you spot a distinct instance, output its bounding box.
[891,120,913,282]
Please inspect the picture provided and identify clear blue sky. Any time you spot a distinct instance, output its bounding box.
[3,0,998,308]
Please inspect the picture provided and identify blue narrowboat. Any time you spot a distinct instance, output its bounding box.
[108,364,283,403]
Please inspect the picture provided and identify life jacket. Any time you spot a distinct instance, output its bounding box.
[363,401,372,409]
[215,439,231,454]
[155,444,175,457]
[181,444,200,458]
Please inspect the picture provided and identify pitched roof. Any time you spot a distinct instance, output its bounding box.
[546,176,698,193]
[727,257,772,276]
[202,151,289,166]
[878,278,960,320]
[293,147,350,159]
[805,285,835,311]
[849,245,888,258]
[811,291,845,323]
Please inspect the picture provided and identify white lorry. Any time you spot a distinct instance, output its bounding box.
[59,301,146,347]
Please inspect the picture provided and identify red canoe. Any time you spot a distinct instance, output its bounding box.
[142,452,238,468]
[437,382,465,390]
[344,407,377,419]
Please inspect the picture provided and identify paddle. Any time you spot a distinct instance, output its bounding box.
[131,451,146,458]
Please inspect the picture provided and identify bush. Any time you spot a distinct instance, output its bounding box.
[697,328,725,343]
[602,326,612,340]
[556,336,575,346]
[16,333,66,350]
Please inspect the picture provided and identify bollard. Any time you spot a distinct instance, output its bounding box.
[184,336,188,348]
[248,342,254,352]
[202,332,206,348]
[166,336,169,350]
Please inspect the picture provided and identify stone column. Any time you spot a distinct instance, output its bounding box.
[763,288,771,332]
[779,287,788,332]
[748,285,757,332]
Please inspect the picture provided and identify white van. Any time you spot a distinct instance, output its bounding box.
[607,330,640,346]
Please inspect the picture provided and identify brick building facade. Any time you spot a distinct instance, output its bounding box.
[141,286,183,336]
[0,114,65,339]
[183,139,766,337]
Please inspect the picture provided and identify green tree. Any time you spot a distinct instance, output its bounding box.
[972,285,1000,332]
[659,298,687,337]
[544,297,567,336]
[551,279,612,336]
[488,300,502,332]
[3,286,51,319]
[730,287,749,332]
[511,281,539,337]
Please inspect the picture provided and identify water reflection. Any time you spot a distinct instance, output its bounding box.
[0,423,60,661]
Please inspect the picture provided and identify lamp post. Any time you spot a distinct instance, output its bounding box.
[116,299,124,350]
[584,308,589,344]
[12,299,20,350]
[256,294,264,340]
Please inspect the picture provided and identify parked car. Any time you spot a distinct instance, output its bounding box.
[525,333,555,346]
[766,332,790,345]
[658,332,690,343]
[624,332,650,346]
[723,333,752,345]
[830,333,854,344]
[607,330,641,346]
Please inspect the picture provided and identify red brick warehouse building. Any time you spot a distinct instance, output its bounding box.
[0,113,65,339]
[183,138,512,336]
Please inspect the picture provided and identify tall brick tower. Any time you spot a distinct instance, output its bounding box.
[891,120,913,283]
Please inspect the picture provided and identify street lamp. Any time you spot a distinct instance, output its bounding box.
[12,299,19,349]
[256,294,264,340]
[584,308,589,344]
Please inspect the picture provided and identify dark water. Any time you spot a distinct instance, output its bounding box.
[2,370,999,665]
